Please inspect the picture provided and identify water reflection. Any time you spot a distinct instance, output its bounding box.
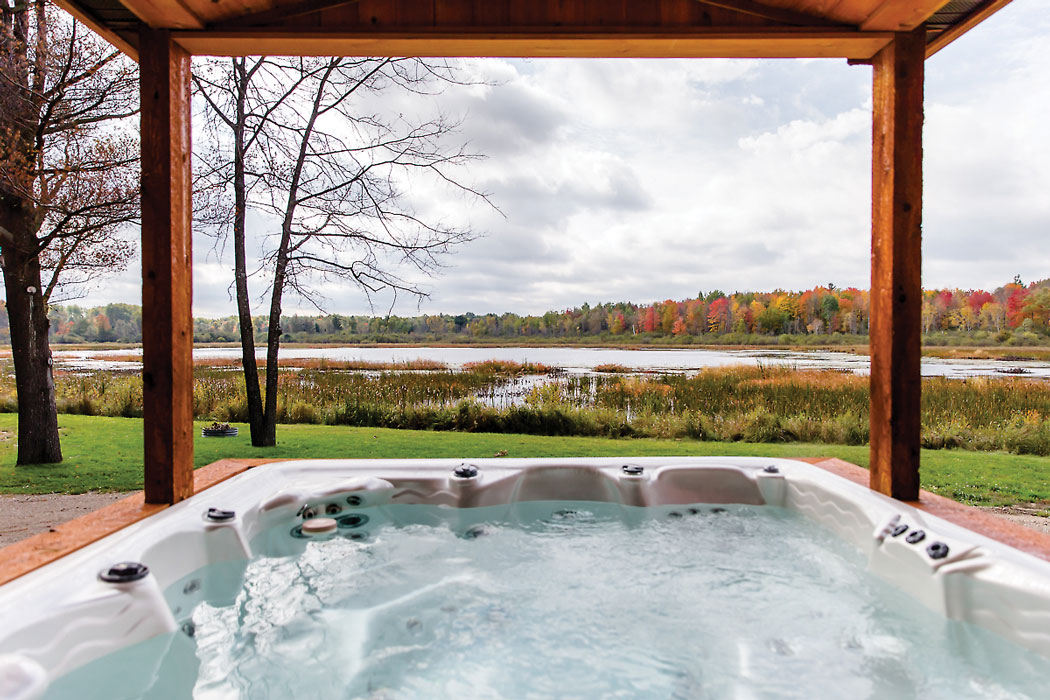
[53,345,1050,379]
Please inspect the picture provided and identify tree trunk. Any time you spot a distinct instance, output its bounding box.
[233,194,266,445]
[261,234,289,446]
[230,61,267,446]
[0,205,62,465]
[258,66,330,446]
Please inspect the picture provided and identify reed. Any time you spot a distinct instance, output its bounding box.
[4,362,1049,455]
[461,360,554,375]
[66,355,450,371]
[593,363,631,373]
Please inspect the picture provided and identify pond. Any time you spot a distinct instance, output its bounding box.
[53,345,1050,379]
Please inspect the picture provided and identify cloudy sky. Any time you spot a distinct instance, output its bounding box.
[83,1,1049,318]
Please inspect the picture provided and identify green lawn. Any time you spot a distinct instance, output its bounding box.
[1,414,1049,508]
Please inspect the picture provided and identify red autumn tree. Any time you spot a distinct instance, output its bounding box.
[641,306,658,333]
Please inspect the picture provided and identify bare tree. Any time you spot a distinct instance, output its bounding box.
[193,57,314,445]
[195,56,486,446]
[0,0,137,464]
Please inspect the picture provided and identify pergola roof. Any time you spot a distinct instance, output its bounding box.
[57,0,1010,61]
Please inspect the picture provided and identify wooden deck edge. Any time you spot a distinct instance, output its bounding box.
[0,458,278,587]
[4,456,1050,586]
[798,457,1050,563]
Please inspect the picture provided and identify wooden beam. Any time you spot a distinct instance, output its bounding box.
[174,28,893,59]
[139,28,194,505]
[693,0,848,27]
[925,0,1013,57]
[869,26,924,501]
[860,0,949,31]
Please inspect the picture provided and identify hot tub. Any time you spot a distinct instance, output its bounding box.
[2,457,1050,698]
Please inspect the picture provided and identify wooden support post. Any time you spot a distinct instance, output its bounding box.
[869,27,924,501]
[139,29,194,504]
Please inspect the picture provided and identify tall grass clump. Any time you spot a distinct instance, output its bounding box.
[1,361,1048,454]
[593,363,631,373]
[461,360,554,375]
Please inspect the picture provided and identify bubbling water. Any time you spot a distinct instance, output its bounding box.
[180,504,1047,699]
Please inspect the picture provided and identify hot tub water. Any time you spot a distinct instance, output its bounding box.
[44,502,1050,699]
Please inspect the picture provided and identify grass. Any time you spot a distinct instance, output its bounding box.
[919,347,1050,361]
[6,364,1050,455]
[460,360,554,374]
[593,363,632,373]
[2,414,1050,509]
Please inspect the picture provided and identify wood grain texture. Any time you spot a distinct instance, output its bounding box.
[217,0,361,27]
[860,0,949,30]
[869,27,924,501]
[59,0,1004,59]
[694,0,848,26]
[139,29,195,505]
[99,0,960,30]
[0,459,277,586]
[174,28,894,58]
[121,0,205,28]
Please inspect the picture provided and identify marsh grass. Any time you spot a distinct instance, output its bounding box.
[593,363,631,373]
[84,355,450,371]
[4,363,1050,455]
[461,360,555,374]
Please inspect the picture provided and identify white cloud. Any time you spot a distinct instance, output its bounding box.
[59,1,1050,317]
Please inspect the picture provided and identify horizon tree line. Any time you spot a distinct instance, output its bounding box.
[7,277,1047,346]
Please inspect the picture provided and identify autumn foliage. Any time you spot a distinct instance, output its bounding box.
[1,278,1049,345]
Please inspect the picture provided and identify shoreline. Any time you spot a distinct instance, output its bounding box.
[29,342,1050,362]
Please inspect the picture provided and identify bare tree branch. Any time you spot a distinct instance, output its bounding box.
[194,54,495,446]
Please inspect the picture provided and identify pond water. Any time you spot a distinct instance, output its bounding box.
[53,345,1050,379]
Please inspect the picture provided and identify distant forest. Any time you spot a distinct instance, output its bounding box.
[0,278,1048,346]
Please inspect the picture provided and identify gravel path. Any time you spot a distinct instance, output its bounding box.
[0,492,129,547]
[979,505,1050,535]
[0,493,1048,548]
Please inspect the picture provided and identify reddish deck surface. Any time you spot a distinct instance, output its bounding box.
[798,458,1050,562]
[0,459,274,586]
[2,457,1049,587]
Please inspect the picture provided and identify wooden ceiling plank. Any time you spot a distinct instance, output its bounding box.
[775,0,844,15]
[357,0,402,27]
[120,0,204,29]
[860,0,950,31]
[469,0,509,28]
[623,0,663,26]
[52,0,139,58]
[680,2,777,26]
[194,0,278,25]
[433,0,473,26]
[694,0,850,27]
[585,0,624,27]
[214,0,361,28]
[173,28,893,59]
[60,0,1011,58]
[925,0,1013,57]
[825,0,879,24]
